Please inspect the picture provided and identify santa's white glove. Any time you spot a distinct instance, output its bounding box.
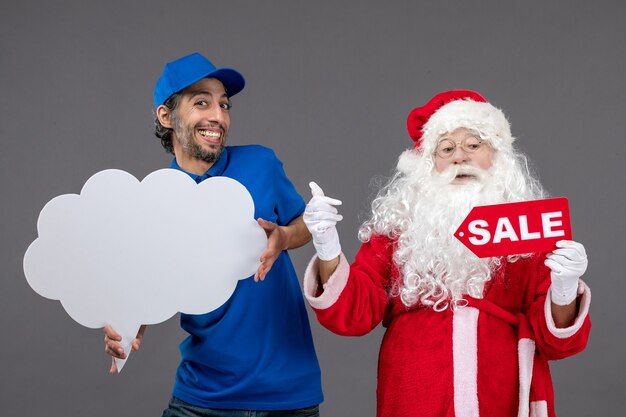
[544,240,588,306]
[303,181,343,261]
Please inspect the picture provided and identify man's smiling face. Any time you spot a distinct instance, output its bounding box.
[171,77,232,165]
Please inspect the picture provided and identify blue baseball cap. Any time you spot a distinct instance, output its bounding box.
[154,52,245,107]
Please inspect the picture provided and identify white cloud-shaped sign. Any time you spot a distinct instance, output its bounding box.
[23,169,267,371]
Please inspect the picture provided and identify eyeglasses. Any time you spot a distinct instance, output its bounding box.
[434,136,488,159]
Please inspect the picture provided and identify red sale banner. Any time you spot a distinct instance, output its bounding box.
[454,197,572,258]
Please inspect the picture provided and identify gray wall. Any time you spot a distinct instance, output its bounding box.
[1,1,623,415]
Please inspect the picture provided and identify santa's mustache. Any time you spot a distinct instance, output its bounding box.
[437,165,488,184]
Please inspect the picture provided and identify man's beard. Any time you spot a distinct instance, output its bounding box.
[393,165,506,310]
[172,114,225,164]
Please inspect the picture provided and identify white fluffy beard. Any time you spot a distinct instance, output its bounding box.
[360,149,544,311]
[395,166,504,311]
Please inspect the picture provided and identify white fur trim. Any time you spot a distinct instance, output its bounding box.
[396,148,422,174]
[303,253,350,310]
[421,99,513,155]
[453,306,480,417]
[517,338,536,417]
[529,400,548,417]
[545,279,591,339]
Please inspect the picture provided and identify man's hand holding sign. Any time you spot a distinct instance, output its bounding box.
[454,197,588,326]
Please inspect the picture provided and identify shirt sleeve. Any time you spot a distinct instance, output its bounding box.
[271,151,306,226]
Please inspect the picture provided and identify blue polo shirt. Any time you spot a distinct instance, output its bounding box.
[170,145,323,410]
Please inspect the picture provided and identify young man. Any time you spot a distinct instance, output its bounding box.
[303,90,591,417]
[104,52,322,417]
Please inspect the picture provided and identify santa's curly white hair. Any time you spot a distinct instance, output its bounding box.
[359,94,545,311]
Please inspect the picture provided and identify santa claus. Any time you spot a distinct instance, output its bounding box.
[303,90,591,417]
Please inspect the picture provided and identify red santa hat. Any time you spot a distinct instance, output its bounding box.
[406,90,514,153]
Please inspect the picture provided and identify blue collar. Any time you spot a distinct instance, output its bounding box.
[170,147,230,183]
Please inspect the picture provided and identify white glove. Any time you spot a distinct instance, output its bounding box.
[303,181,343,261]
[545,240,588,306]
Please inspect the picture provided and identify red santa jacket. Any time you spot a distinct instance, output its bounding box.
[304,235,591,417]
